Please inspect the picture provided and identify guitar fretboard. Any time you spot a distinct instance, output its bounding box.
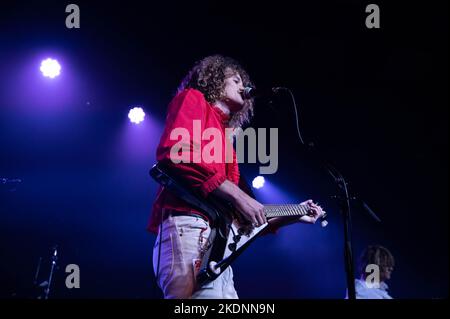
[263,204,309,218]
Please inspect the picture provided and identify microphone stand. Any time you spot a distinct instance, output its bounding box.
[323,158,357,299]
[269,87,381,299]
[44,245,58,299]
[300,143,381,299]
[306,143,382,299]
[34,245,59,299]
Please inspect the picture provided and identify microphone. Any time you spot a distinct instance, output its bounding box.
[242,87,281,100]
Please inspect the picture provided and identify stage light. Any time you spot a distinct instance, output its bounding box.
[40,58,61,78]
[128,107,145,124]
[252,176,265,189]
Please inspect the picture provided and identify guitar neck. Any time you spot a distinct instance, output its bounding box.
[263,204,309,218]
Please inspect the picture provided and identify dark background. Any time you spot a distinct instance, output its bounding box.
[0,0,447,298]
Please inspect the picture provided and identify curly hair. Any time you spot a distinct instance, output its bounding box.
[177,55,255,129]
[358,245,395,278]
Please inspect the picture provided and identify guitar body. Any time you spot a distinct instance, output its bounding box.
[195,195,277,287]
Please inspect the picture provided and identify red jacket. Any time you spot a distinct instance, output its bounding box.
[147,89,240,233]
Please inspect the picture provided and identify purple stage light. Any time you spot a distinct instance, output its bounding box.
[128,107,145,124]
[252,176,265,189]
[40,58,61,78]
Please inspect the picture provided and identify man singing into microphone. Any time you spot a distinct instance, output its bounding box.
[148,54,325,299]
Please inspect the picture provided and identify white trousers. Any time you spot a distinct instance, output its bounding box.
[153,214,239,299]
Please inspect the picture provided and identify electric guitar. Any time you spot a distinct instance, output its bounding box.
[149,163,328,287]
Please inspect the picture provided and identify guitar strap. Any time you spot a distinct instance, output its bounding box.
[149,163,220,223]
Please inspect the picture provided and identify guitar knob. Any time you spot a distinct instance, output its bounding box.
[233,235,241,243]
[209,261,221,275]
[228,243,237,252]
